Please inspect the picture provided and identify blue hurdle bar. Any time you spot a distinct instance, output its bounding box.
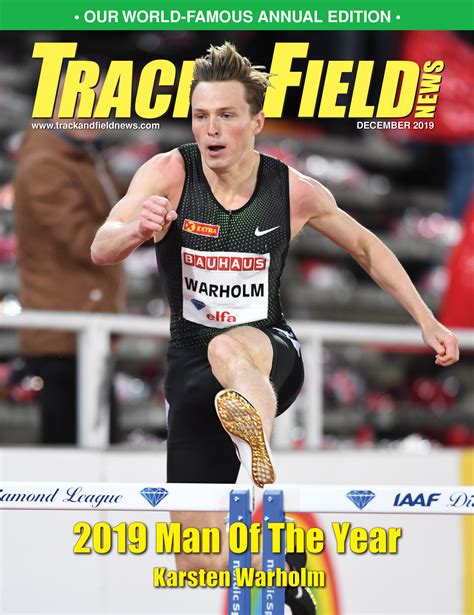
[262,490,286,615]
[228,489,252,615]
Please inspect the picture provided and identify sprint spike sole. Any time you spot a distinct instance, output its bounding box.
[215,389,275,488]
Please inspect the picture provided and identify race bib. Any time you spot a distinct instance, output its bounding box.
[181,247,270,328]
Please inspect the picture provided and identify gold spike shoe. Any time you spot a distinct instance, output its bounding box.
[215,389,275,488]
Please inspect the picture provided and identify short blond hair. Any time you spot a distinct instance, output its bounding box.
[190,42,271,115]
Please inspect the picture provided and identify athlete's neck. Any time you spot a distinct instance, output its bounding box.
[202,150,260,211]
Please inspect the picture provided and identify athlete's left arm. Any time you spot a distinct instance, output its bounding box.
[290,170,459,366]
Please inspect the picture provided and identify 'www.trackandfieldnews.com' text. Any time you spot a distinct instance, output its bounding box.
[31,121,161,131]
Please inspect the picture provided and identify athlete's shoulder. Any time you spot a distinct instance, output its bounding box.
[288,166,336,225]
[123,148,185,206]
[289,166,334,208]
[146,148,185,179]
[131,148,185,194]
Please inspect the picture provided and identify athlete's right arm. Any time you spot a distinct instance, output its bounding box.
[91,150,184,265]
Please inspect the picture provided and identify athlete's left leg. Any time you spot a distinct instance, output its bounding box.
[207,326,276,436]
[207,326,278,486]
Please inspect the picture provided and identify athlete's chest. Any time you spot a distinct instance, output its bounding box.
[177,198,287,255]
[177,202,278,329]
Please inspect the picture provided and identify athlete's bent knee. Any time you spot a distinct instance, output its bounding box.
[207,333,244,368]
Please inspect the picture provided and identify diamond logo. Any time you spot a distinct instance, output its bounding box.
[140,487,169,507]
[346,490,376,510]
[191,299,206,311]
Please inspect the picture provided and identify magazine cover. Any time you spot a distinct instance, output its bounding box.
[0,1,473,614]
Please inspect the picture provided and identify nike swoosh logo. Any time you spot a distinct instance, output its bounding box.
[295,586,304,599]
[255,226,280,237]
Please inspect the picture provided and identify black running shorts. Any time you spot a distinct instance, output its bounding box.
[165,322,304,484]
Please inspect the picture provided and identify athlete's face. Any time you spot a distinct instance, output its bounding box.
[191,81,264,171]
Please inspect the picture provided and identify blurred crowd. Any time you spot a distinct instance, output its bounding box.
[0,30,472,448]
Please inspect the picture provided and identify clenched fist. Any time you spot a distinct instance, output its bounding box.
[137,196,177,240]
[422,319,460,366]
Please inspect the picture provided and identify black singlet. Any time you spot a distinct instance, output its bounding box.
[155,143,291,350]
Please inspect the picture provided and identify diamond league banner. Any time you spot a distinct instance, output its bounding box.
[0,2,473,615]
[1,482,472,513]
[276,484,474,514]
[0,482,233,510]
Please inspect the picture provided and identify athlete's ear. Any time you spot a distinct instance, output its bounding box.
[252,111,265,135]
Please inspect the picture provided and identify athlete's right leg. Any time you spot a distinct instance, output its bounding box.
[169,511,229,571]
[165,345,240,572]
[167,432,242,572]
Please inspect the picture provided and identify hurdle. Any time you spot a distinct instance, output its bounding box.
[1,482,472,615]
[0,481,257,613]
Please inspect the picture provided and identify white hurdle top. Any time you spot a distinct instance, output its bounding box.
[1,482,472,514]
[0,482,250,512]
[272,484,474,515]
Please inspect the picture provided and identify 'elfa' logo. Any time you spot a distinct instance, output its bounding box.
[207,311,237,323]
[183,219,220,238]
[393,492,441,507]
